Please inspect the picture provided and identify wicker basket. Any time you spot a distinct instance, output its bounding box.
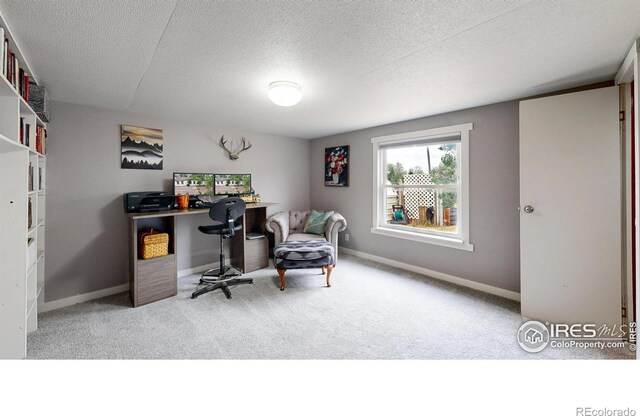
[139,228,169,260]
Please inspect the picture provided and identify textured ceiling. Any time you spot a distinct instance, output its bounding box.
[1,0,639,139]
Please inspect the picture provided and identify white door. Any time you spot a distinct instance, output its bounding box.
[520,87,622,328]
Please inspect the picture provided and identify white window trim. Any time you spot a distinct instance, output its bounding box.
[370,123,474,252]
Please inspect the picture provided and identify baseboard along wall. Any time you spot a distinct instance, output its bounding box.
[38,283,130,313]
[39,262,220,313]
[339,247,521,301]
[39,248,519,313]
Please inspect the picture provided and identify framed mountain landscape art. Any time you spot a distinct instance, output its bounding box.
[325,145,349,186]
[121,125,163,170]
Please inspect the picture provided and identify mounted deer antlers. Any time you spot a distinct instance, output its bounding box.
[219,135,252,160]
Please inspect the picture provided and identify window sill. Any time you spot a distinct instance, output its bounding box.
[370,226,474,252]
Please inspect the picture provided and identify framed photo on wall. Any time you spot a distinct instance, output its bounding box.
[325,145,349,186]
[121,125,164,170]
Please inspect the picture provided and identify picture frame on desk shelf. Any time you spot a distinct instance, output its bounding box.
[121,125,163,170]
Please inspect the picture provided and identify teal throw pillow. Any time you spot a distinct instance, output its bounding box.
[303,210,335,235]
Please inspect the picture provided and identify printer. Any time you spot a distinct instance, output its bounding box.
[123,192,175,213]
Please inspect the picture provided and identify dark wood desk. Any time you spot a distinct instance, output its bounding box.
[128,203,277,307]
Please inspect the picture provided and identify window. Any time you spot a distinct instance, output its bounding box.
[371,123,473,251]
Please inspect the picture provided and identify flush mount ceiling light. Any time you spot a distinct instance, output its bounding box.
[268,81,302,107]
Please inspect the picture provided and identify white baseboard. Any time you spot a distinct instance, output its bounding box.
[39,263,220,313]
[39,251,519,313]
[38,283,130,313]
[340,247,521,301]
[177,262,218,278]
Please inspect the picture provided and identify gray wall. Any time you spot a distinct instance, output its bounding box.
[47,99,519,302]
[46,101,310,302]
[310,101,521,292]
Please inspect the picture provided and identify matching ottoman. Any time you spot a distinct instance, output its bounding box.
[273,240,335,290]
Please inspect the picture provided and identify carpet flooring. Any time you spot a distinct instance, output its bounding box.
[28,254,635,359]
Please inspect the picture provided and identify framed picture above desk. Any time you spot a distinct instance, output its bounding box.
[127,202,277,307]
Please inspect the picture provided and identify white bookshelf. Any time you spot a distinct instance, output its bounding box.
[0,12,47,359]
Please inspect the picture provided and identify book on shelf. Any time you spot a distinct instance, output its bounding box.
[0,28,32,101]
[18,68,29,100]
[17,120,44,151]
[21,121,35,150]
[2,38,7,77]
[12,53,17,88]
[35,125,46,154]
[14,55,18,88]
[28,163,34,192]
[0,27,5,76]
[24,73,29,101]
[27,197,32,229]
[38,167,43,191]
[26,123,32,150]
[19,118,33,148]
[7,49,12,83]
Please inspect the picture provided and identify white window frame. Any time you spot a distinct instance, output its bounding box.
[370,123,474,251]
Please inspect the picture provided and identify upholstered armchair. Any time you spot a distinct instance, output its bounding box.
[265,211,347,264]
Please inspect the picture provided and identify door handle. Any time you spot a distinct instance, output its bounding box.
[523,205,534,214]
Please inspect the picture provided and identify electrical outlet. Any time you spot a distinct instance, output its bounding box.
[345,233,350,242]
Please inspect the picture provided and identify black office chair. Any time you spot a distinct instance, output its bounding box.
[191,197,253,299]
